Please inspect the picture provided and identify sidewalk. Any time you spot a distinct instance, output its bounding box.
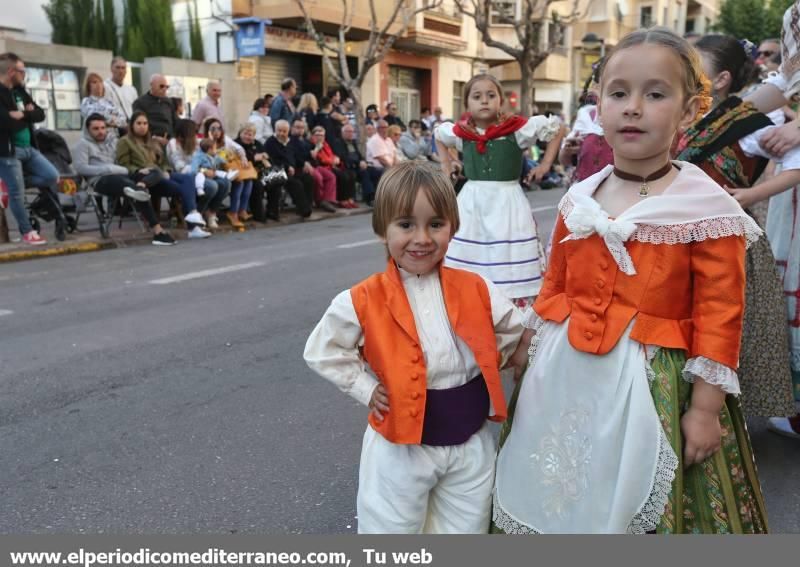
[0,205,372,263]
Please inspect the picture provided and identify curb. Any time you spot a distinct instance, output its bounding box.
[0,240,116,263]
[0,207,372,264]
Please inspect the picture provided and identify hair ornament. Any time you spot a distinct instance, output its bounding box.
[738,38,758,60]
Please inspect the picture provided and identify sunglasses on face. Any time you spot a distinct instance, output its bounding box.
[209,126,222,132]
[758,50,775,58]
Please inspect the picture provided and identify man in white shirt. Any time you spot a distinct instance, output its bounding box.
[103,56,137,122]
[364,120,394,206]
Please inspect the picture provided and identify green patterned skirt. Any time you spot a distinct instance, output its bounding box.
[493,348,769,534]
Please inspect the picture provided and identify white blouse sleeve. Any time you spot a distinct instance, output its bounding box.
[482,277,525,366]
[738,124,800,170]
[303,290,379,407]
[514,115,562,149]
[682,356,741,395]
[569,106,595,138]
[226,137,248,162]
[434,121,462,151]
[764,69,800,99]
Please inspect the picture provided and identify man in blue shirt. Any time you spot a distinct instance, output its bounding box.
[269,78,297,126]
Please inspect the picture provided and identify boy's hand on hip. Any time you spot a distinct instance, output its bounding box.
[681,407,722,467]
[369,384,390,422]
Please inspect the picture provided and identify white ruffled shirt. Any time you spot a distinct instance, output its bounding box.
[304,269,525,408]
[764,2,800,98]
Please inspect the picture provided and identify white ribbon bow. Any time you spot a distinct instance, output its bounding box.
[560,194,638,275]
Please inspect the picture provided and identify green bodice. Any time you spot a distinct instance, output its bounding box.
[462,136,523,182]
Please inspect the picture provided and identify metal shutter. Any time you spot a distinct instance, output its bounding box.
[258,53,303,97]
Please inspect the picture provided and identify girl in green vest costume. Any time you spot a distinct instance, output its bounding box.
[435,75,561,308]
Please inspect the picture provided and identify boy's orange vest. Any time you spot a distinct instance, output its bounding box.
[350,261,508,445]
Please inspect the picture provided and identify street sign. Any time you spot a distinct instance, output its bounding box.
[233,18,268,58]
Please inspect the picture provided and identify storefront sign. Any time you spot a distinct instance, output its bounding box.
[264,25,335,55]
[234,18,267,58]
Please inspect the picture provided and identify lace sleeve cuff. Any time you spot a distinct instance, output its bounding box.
[521,308,542,330]
[682,356,740,395]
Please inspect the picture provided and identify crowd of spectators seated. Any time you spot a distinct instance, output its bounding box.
[1,53,451,247]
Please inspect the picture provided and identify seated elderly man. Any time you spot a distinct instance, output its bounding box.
[264,119,313,219]
[72,113,175,245]
[364,119,394,206]
[331,123,371,206]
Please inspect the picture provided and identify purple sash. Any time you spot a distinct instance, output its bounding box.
[420,375,490,446]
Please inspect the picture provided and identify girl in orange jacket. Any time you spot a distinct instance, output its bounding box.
[493,28,768,534]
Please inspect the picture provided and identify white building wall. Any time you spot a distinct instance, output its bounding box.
[437,56,475,121]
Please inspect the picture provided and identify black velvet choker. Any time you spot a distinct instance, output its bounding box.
[613,162,674,197]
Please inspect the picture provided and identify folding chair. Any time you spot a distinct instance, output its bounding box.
[74,180,146,239]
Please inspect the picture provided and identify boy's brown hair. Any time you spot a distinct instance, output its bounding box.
[199,138,215,152]
[371,161,460,238]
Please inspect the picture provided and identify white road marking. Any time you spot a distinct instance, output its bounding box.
[0,309,12,317]
[337,239,380,249]
[531,205,558,213]
[148,262,265,285]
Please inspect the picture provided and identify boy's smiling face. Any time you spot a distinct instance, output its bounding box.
[382,188,452,275]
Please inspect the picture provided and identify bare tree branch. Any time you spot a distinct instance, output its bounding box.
[294,0,344,84]
[294,0,443,150]
[455,0,591,115]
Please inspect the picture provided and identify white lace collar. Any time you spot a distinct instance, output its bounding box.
[558,160,762,275]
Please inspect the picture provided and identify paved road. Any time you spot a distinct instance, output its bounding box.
[0,187,797,534]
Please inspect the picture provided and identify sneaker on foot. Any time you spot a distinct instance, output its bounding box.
[320,200,337,213]
[184,211,207,226]
[207,216,219,230]
[123,186,150,202]
[188,226,212,239]
[22,230,47,245]
[767,415,800,440]
[152,232,176,246]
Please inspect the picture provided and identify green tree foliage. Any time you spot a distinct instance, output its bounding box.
[45,0,182,61]
[188,1,206,61]
[715,0,794,43]
[122,0,181,61]
[43,0,118,52]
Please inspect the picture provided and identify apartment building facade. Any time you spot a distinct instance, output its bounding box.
[6,0,722,127]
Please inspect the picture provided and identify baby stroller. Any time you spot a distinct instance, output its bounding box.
[25,129,79,241]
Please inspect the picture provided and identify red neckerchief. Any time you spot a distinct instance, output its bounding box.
[452,113,528,154]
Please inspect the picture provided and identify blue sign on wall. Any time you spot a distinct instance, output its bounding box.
[234,18,267,58]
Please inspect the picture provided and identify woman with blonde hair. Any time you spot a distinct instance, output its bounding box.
[80,72,126,138]
[296,93,319,131]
